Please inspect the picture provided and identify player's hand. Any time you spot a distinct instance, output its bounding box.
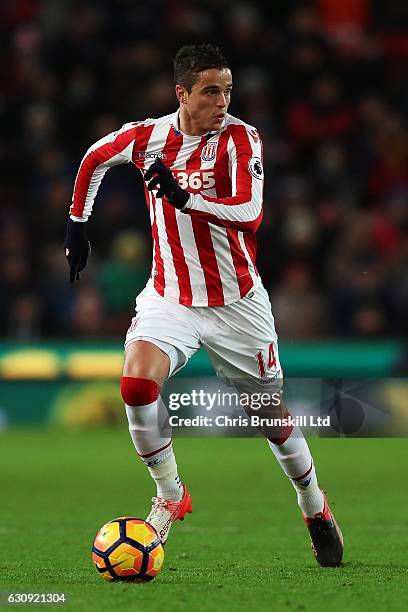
[144,159,189,209]
[63,219,91,283]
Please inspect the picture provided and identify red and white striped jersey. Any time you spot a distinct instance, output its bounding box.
[70,110,264,307]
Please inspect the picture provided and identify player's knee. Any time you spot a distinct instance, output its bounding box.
[120,376,160,407]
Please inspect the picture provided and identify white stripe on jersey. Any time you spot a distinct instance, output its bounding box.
[227,135,237,191]
[238,231,258,286]
[154,197,180,301]
[144,120,182,301]
[210,225,241,303]
[176,213,208,303]
[171,140,208,303]
[147,191,158,281]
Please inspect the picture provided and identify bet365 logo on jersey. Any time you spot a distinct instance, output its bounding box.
[173,170,215,192]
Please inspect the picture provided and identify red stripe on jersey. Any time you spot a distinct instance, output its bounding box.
[71,125,138,218]
[230,124,253,196]
[226,229,252,297]
[214,129,252,297]
[149,190,165,296]
[132,124,165,294]
[161,130,193,305]
[163,129,182,167]
[135,124,165,293]
[187,138,225,306]
[131,124,156,167]
[135,124,156,212]
[213,130,230,197]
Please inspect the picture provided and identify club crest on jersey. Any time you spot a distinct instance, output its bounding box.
[248,156,263,180]
[201,141,217,162]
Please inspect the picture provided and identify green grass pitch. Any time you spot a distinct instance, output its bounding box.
[0,429,407,611]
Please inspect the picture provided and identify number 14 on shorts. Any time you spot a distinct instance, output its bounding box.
[256,342,277,379]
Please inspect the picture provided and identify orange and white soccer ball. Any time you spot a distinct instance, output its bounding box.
[92,517,164,582]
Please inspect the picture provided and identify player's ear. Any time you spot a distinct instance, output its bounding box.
[175,84,187,105]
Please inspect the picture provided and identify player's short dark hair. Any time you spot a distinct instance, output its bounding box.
[173,44,230,92]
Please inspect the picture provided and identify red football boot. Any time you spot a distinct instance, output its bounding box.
[146,484,192,544]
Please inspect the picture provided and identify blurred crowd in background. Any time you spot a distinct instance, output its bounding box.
[0,0,407,341]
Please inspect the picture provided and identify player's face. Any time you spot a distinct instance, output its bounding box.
[177,68,233,135]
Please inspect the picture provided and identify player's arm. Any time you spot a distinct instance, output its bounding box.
[70,122,138,221]
[144,126,263,233]
[64,122,138,282]
[182,126,264,232]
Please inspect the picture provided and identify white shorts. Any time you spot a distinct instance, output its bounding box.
[124,282,283,388]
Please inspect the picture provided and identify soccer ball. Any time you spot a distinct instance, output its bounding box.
[92,517,164,582]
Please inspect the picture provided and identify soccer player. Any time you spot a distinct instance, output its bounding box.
[64,44,343,566]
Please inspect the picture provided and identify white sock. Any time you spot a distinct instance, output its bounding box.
[147,450,183,502]
[125,396,170,456]
[125,397,183,502]
[291,461,325,517]
[268,427,324,517]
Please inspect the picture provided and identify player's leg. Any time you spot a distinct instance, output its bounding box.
[264,397,326,520]
[122,286,201,542]
[264,395,343,566]
[122,338,192,542]
[122,339,183,502]
[203,284,343,565]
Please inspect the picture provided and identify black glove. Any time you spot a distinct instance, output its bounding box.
[144,159,189,209]
[63,218,91,283]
